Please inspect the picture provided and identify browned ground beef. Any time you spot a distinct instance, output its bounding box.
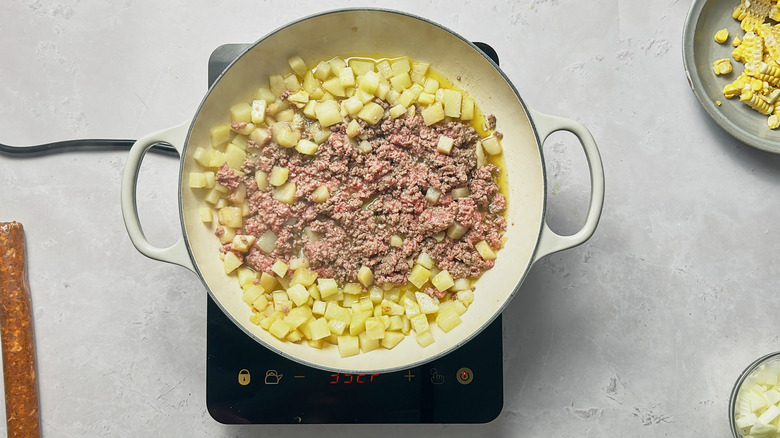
[217,110,507,289]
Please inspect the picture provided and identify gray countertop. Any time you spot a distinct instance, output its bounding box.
[2,0,780,436]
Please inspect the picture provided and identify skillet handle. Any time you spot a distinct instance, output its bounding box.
[529,109,605,264]
[120,122,196,272]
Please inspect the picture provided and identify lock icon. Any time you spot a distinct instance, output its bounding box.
[238,369,251,386]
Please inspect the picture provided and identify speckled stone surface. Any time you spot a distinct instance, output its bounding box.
[2,0,780,436]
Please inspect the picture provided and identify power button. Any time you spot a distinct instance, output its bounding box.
[456,367,473,385]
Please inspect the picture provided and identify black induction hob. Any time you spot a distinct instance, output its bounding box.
[205,42,503,424]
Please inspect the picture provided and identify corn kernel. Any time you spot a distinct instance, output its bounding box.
[715,28,730,44]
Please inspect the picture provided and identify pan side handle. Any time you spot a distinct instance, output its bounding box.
[120,122,196,272]
[529,109,605,265]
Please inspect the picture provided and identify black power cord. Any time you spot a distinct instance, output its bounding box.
[0,139,179,157]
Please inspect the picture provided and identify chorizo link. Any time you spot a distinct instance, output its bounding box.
[0,222,41,437]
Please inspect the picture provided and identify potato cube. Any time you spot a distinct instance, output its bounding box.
[295,139,319,156]
[365,317,386,340]
[231,122,255,136]
[188,172,207,189]
[272,181,296,204]
[317,278,339,299]
[437,136,454,155]
[283,73,300,91]
[230,102,252,123]
[381,331,405,349]
[389,235,404,248]
[217,227,236,245]
[218,206,243,228]
[415,292,440,314]
[312,185,330,203]
[285,305,312,330]
[436,308,462,332]
[287,90,309,108]
[421,102,445,126]
[259,316,275,330]
[231,235,256,253]
[359,331,381,353]
[286,284,311,307]
[241,282,264,303]
[199,207,213,223]
[286,329,304,343]
[327,318,347,336]
[379,299,404,316]
[339,66,356,87]
[337,335,360,357]
[269,166,289,186]
[376,60,393,78]
[328,56,347,74]
[311,300,327,316]
[369,286,384,304]
[290,267,318,288]
[315,100,343,127]
[442,89,462,118]
[417,92,435,105]
[389,104,407,119]
[269,74,286,96]
[321,77,346,97]
[431,269,455,292]
[275,124,300,148]
[223,251,243,274]
[461,95,474,120]
[416,331,435,347]
[268,319,292,339]
[259,272,277,291]
[357,102,384,125]
[251,294,269,312]
[423,78,439,94]
[349,310,372,336]
[390,73,412,92]
[402,296,421,318]
[410,313,429,334]
[249,127,271,146]
[481,136,502,155]
[210,125,231,147]
[193,147,212,167]
[475,240,497,260]
[391,57,411,76]
[307,317,330,340]
[288,55,307,76]
[271,259,288,278]
[341,96,364,116]
[358,70,381,94]
[325,302,351,325]
[313,60,332,80]
[408,264,432,288]
[349,59,375,75]
[357,265,374,287]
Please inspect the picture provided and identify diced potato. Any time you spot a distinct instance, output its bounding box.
[285,305,312,329]
[357,265,374,287]
[431,269,455,292]
[475,240,497,260]
[345,119,362,138]
[327,318,347,336]
[402,295,421,317]
[295,139,319,155]
[287,89,309,108]
[314,60,332,80]
[288,55,307,76]
[416,252,435,269]
[224,143,247,170]
[416,331,435,347]
[461,95,475,120]
[410,313,429,334]
[389,235,404,247]
[273,181,296,204]
[269,166,289,186]
[376,59,393,78]
[341,96,364,116]
[349,59,375,75]
[271,259,288,278]
[442,89,462,118]
[283,74,300,91]
[274,124,301,148]
[339,66,356,87]
[408,264,432,288]
[217,227,236,245]
[481,136,502,155]
[343,283,363,295]
[446,222,468,240]
[453,278,471,292]
[290,267,318,288]
[268,319,292,339]
[415,292,440,314]
[231,122,255,136]
[258,272,277,292]
[243,283,265,304]
[210,125,231,147]
[423,78,439,94]
[230,102,252,123]
[218,206,243,228]
[193,147,212,167]
[359,331,381,353]
[328,56,347,74]
[357,102,384,125]
[380,299,404,316]
[315,100,343,127]
[318,278,339,299]
[381,331,405,349]
[349,310,372,336]
[223,251,243,274]
[231,235,256,253]
[322,77,346,97]
[436,307,462,332]
[417,92,435,105]
[391,57,411,76]
[421,102,445,125]
[365,317,386,340]
[199,207,212,223]
[189,172,207,189]
[390,73,412,92]
[269,74,287,97]
[358,70,381,94]
[338,335,360,357]
[437,136,454,155]
[286,284,311,307]
[389,104,407,119]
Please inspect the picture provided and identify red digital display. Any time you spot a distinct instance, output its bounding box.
[329,373,379,384]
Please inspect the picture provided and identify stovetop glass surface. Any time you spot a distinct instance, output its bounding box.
[205,42,504,424]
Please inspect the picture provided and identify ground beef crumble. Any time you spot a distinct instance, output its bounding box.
[221,110,507,291]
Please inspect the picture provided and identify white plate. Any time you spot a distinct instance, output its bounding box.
[683,0,780,153]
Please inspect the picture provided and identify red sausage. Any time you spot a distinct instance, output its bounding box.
[0,222,41,438]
